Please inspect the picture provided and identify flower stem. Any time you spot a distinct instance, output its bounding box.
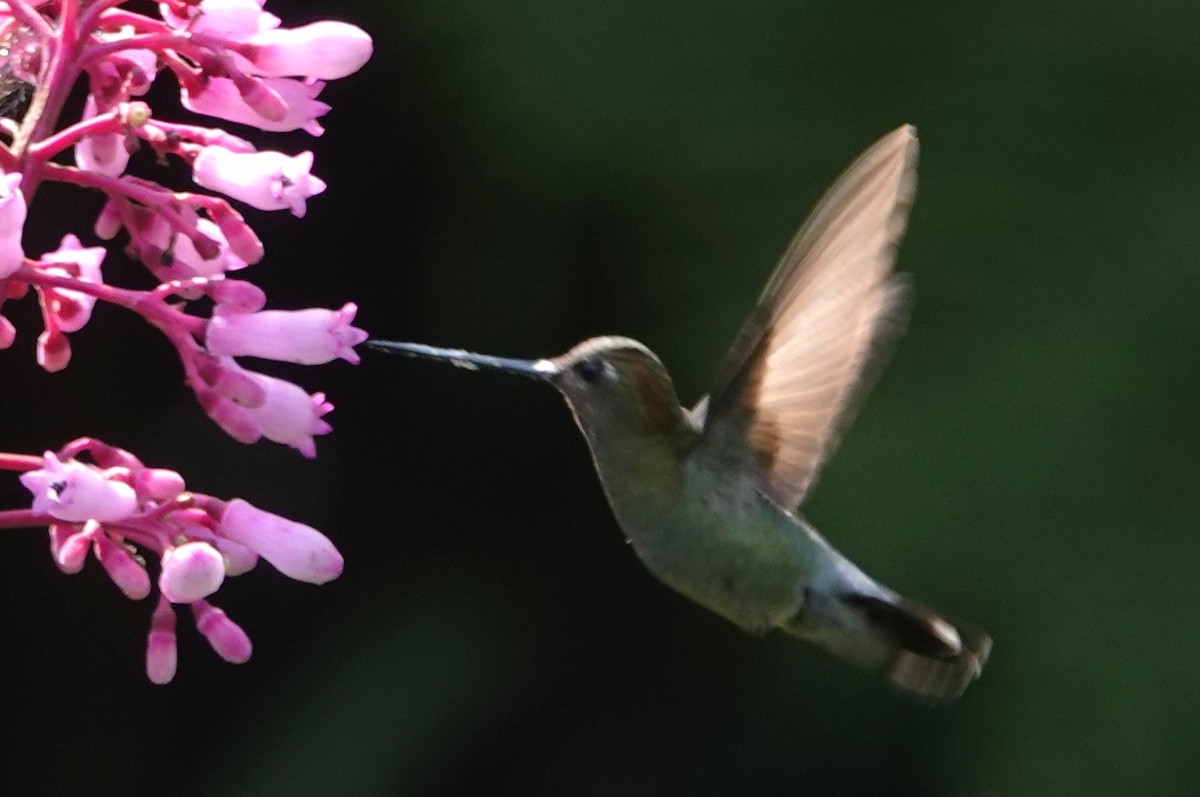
[0,453,44,471]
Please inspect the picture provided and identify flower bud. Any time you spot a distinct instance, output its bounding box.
[241,21,372,80]
[135,467,187,502]
[192,600,252,663]
[218,498,342,583]
[93,534,151,600]
[146,597,178,685]
[208,278,266,312]
[209,203,264,263]
[94,200,123,239]
[159,541,226,603]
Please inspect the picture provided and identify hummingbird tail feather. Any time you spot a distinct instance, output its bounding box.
[849,594,991,700]
[885,618,991,700]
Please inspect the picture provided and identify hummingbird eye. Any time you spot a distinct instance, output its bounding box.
[574,357,606,384]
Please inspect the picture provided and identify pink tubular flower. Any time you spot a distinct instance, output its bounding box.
[38,234,107,332]
[205,302,367,365]
[238,21,373,80]
[0,172,27,278]
[183,76,330,135]
[240,370,332,457]
[218,498,342,583]
[198,357,333,455]
[159,541,226,602]
[192,146,325,216]
[19,452,137,523]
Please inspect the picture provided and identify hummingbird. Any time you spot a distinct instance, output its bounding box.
[370,125,990,700]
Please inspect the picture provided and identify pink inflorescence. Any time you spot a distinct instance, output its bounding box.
[0,0,371,457]
[0,0,370,680]
[13,437,343,683]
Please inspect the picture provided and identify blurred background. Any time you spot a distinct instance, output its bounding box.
[2,0,1199,794]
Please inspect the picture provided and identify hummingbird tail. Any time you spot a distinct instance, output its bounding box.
[784,592,991,700]
[847,594,991,700]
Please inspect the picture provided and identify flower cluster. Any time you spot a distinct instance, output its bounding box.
[0,0,371,679]
[5,438,343,683]
[0,0,371,456]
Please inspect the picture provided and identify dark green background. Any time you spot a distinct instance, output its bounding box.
[3,1,1199,794]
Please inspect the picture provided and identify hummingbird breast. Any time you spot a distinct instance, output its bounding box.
[587,429,817,633]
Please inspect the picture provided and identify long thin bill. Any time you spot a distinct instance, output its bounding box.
[367,340,557,379]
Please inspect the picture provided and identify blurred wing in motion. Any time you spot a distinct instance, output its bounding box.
[692,125,918,510]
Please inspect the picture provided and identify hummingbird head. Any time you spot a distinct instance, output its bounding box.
[544,336,689,440]
[367,336,691,441]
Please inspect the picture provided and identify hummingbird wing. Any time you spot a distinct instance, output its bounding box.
[692,125,918,510]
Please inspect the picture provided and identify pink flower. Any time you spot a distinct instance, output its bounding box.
[205,301,367,364]
[159,541,226,603]
[146,597,178,685]
[183,76,330,135]
[192,146,325,217]
[242,372,333,457]
[218,498,342,583]
[192,600,252,663]
[19,452,137,523]
[39,234,107,332]
[74,95,131,177]
[0,172,27,278]
[238,21,373,80]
